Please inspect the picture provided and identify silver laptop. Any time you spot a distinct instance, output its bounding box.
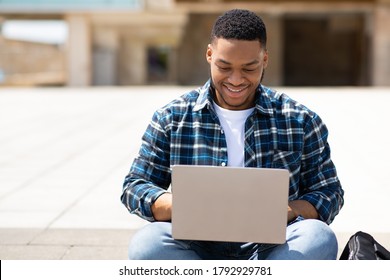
[171,165,289,244]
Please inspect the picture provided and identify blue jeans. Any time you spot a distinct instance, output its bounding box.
[128,218,338,260]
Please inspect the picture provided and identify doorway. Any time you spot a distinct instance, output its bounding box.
[283,15,368,86]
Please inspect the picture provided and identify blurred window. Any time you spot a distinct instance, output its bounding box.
[147,46,170,84]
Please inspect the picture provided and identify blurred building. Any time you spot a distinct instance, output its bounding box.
[0,0,389,87]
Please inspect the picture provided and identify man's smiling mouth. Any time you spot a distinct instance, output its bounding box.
[225,85,249,93]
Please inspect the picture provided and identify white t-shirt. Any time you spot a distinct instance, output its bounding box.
[213,102,255,167]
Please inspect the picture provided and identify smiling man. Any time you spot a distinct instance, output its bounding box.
[121,9,344,260]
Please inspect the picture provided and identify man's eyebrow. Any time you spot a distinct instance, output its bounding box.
[216,59,260,66]
[243,60,260,66]
[216,59,231,65]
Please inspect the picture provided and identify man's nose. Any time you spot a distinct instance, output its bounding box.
[228,70,244,86]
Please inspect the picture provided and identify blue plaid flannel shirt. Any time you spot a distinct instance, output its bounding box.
[121,80,344,224]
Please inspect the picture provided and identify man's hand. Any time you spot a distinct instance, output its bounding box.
[288,200,319,223]
[151,192,172,221]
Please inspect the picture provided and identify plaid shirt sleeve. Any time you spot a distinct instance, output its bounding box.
[121,107,173,222]
[297,113,344,224]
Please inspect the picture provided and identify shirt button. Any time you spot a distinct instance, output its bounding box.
[221,162,226,167]
[221,129,224,134]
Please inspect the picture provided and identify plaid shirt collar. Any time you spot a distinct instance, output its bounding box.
[194,79,275,116]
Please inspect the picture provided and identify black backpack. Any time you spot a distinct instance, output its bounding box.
[339,231,390,260]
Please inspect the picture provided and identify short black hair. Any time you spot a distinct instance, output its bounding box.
[211,9,267,48]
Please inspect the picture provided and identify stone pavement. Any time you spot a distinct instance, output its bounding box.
[0,86,389,260]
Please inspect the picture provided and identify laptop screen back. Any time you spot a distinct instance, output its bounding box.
[171,165,289,244]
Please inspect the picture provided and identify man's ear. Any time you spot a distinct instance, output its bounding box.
[263,50,269,69]
[206,44,213,64]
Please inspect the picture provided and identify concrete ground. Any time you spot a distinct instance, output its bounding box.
[0,85,389,260]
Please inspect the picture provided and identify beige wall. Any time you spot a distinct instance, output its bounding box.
[0,36,65,86]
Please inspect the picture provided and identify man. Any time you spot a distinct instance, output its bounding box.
[121,9,344,260]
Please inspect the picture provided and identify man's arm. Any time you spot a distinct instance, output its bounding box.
[298,114,344,224]
[151,193,173,221]
[121,110,172,222]
[288,200,318,223]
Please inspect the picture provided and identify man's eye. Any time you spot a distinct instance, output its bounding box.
[244,69,256,72]
[217,66,230,71]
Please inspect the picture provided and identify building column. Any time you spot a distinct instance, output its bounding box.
[372,2,390,86]
[65,14,91,87]
[119,38,147,85]
[92,27,119,86]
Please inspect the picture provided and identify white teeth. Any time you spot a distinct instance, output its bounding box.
[226,86,246,92]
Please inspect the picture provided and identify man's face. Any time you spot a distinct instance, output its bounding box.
[206,38,268,110]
